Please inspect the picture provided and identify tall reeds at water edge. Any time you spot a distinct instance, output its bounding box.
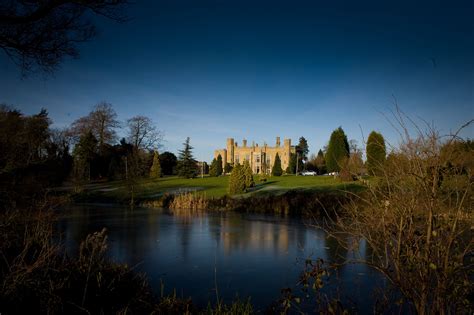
[169,191,209,212]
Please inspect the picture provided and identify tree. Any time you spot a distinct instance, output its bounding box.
[0,106,52,172]
[71,102,120,152]
[272,153,283,176]
[228,163,246,194]
[159,151,177,175]
[149,150,161,178]
[216,154,223,176]
[325,127,350,172]
[209,155,223,177]
[177,137,197,178]
[243,160,255,188]
[209,158,218,177]
[315,149,326,174]
[224,162,233,174]
[286,153,297,174]
[126,115,162,150]
[366,131,386,176]
[72,131,97,181]
[297,136,309,161]
[0,0,127,75]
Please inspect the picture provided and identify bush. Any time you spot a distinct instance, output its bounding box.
[228,164,246,194]
[326,119,473,314]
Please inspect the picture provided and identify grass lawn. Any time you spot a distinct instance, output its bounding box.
[83,175,364,201]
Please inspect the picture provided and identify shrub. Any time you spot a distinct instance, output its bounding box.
[228,164,246,194]
[326,118,473,314]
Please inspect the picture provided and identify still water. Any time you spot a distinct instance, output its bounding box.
[57,204,384,311]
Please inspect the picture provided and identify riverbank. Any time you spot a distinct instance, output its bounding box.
[70,175,366,215]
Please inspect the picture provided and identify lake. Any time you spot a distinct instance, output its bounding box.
[57,204,385,312]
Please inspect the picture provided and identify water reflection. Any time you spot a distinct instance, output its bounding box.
[57,204,382,311]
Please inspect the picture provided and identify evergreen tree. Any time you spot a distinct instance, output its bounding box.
[224,162,233,174]
[216,154,223,176]
[272,153,283,176]
[287,153,297,174]
[177,137,197,178]
[209,158,218,177]
[150,150,162,178]
[159,151,177,175]
[297,136,309,161]
[243,160,255,188]
[315,149,326,174]
[366,131,386,176]
[325,127,350,172]
[228,163,246,194]
[72,131,98,181]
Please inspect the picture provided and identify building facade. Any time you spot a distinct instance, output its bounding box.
[214,137,296,174]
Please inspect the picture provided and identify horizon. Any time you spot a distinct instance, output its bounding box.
[1,0,473,162]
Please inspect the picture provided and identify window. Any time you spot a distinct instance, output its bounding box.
[256,155,260,163]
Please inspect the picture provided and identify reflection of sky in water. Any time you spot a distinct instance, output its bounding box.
[57,204,385,312]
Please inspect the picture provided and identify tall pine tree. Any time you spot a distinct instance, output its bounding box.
[177,137,197,178]
[325,127,350,172]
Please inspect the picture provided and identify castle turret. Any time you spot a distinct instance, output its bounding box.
[226,138,235,164]
[276,136,280,147]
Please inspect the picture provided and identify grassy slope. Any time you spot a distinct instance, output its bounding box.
[82,175,364,202]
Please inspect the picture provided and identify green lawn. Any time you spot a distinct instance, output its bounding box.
[85,174,364,201]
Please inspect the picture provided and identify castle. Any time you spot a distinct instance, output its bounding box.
[214,137,296,174]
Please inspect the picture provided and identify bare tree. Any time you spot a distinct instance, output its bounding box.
[70,101,120,151]
[126,115,162,150]
[0,0,128,75]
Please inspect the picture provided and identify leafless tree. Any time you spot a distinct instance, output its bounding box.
[70,101,120,151]
[126,115,162,150]
[0,0,128,75]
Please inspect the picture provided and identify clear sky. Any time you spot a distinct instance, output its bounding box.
[1,0,473,161]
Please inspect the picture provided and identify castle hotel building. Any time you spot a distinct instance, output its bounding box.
[214,137,296,174]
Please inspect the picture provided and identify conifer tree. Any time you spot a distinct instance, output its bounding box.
[297,136,309,161]
[228,163,246,194]
[272,153,283,176]
[325,127,350,172]
[224,162,233,174]
[216,154,223,176]
[315,149,326,174]
[177,137,197,178]
[209,158,218,177]
[366,131,386,176]
[150,150,162,178]
[243,160,255,188]
[72,131,98,181]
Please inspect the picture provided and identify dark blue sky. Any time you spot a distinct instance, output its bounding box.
[1,0,473,161]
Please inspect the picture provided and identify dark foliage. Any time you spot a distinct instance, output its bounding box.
[0,0,128,75]
[325,127,350,172]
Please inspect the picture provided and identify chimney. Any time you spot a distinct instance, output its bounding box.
[276,137,281,147]
[243,139,247,147]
